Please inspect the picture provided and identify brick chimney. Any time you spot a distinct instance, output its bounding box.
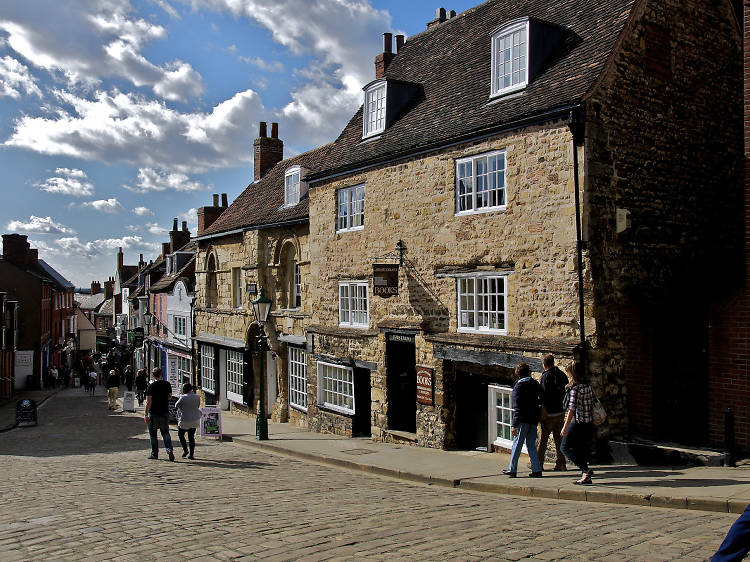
[138,254,145,270]
[395,34,405,53]
[375,33,395,79]
[197,193,229,236]
[2,234,30,269]
[161,242,170,258]
[253,121,283,181]
[169,217,191,252]
[91,281,101,295]
[28,248,38,266]
[427,7,455,29]
[116,247,123,271]
[104,278,114,300]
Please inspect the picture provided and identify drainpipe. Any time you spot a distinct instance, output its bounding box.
[568,108,587,376]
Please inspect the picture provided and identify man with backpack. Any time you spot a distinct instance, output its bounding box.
[537,354,569,471]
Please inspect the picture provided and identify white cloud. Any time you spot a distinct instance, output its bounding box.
[132,206,154,216]
[0,1,202,101]
[125,224,141,232]
[7,215,76,235]
[81,198,124,213]
[37,167,94,196]
[0,56,42,99]
[124,167,210,193]
[239,56,284,72]
[145,222,168,235]
[5,88,264,173]
[178,207,198,232]
[48,234,158,259]
[153,0,180,19]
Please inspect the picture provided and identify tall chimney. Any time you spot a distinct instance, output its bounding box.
[182,221,188,232]
[170,217,191,253]
[172,218,178,232]
[427,7,448,29]
[198,194,226,236]
[91,281,101,295]
[116,247,124,271]
[395,34,405,53]
[212,193,219,206]
[253,121,284,181]
[2,234,30,269]
[375,33,396,79]
[104,279,114,300]
[161,242,170,257]
[28,248,38,265]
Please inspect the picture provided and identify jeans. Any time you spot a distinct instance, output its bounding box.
[712,504,750,561]
[148,413,173,457]
[178,428,196,456]
[538,412,566,469]
[561,420,594,472]
[508,422,542,473]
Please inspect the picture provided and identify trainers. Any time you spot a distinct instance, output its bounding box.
[148,454,158,460]
[168,449,175,462]
[188,455,194,460]
[502,469,517,478]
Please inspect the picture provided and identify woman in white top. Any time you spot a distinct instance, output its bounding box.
[175,383,202,459]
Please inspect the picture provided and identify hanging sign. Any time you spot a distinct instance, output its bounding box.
[416,366,433,405]
[373,264,399,298]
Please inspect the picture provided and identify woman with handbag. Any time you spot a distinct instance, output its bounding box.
[561,361,596,485]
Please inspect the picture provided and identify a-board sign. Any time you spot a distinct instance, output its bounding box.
[373,264,399,298]
[200,407,222,439]
[122,391,135,412]
[16,399,38,427]
[416,366,433,405]
[167,396,179,423]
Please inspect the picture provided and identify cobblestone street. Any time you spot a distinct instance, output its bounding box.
[0,389,737,561]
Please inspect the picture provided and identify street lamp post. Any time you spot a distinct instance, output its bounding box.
[251,288,272,441]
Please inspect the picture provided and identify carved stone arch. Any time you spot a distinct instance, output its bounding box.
[271,231,301,267]
[204,246,220,271]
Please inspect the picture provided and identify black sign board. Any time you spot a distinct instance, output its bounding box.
[246,283,258,295]
[373,264,399,298]
[168,396,179,424]
[16,399,38,427]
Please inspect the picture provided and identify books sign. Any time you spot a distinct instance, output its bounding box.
[373,264,399,298]
[416,366,433,405]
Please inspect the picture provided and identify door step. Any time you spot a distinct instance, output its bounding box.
[385,429,417,443]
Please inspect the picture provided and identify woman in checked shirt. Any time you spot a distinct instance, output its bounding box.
[560,361,596,485]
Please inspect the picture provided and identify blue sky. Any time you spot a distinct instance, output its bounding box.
[0,1,478,288]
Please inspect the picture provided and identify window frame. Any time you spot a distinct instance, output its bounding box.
[336,184,365,233]
[288,346,307,412]
[293,261,302,309]
[284,166,301,207]
[362,82,387,138]
[173,315,187,337]
[226,349,244,404]
[317,360,355,415]
[490,20,529,98]
[456,273,508,335]
[488,384,526,451]
[338,280,369,328]
[200,345,216,395]
[177,356,192,386]
[232,267,242,309]
[455,150,507,215]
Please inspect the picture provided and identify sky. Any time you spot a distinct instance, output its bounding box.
[0,0,479,288]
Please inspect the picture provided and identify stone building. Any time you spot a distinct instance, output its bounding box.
[296,0,742,452]
[193,122,330,425]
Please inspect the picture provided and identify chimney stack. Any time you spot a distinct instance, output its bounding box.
[104,279,114,300]
[182,221,188,232]
[138,254,145,270]
[161,242,170,258]
[169,216,191,252]
[395,34,405,53]
[198,194,227,237]
[212,193,219,206]
[91,281,101,295]
[375,33,396,78]
[28,248,38,265]
[221,193,228,207]
[253,121,283,181]
[2,234,30,269]
[427,7,448,29]
[116,247,124,271]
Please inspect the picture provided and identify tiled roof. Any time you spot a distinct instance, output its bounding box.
[75,293,106,311]
[150,255,196,293]
[38,260,74,289]
[201,143,334,236]
[98,298,114,316]
[311,0,635,178]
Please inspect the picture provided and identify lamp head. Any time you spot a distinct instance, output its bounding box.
[251,287,272,324]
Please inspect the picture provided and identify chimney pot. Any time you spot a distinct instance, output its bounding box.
[259,121,267,137]
[212,194,219,207]
[395,34,405,53]
[182,221,188,232]
[382,32,393,53]
[172,218,178,231]
[221,193,228,207]
[271,122,278,139]
[436,7,446,19]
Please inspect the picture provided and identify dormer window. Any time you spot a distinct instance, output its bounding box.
[363,82,386,138]
[491,20,529,97]
[284,166,301,206]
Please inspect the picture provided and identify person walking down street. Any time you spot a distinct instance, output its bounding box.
[125,366,134,392]
[135,369,148,407]
[175,383,201,460]
[561,361,596,485]
[106,370,120,410]
[537,354,569,471]
[88,370,97,397]
[145,367,175,462]
[712,504,750,561]
[49,366,58,389]
[503,363,543,478]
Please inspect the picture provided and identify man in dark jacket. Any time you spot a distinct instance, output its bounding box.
[537,354,568,471]
[503,362,543,478]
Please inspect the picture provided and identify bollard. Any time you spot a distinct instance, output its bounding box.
[724,408,736,467]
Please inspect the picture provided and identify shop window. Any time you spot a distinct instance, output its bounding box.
[177,356,192,386]
[288,346,307,411]
[200,345,215,394]
[226,349,243,404]
[317,361,354,414]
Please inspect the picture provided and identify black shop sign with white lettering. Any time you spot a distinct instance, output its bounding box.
[16,399,38,427]
[373,264,399,298]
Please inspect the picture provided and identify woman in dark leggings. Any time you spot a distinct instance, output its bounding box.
[175,383,201,459]
[560,361,596,485]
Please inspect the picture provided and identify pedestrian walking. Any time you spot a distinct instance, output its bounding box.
[175,383,201,459]
[144,367,175,461]
[106,369,120,410]
[125,366,134,392]
[502,362,543,478]
[88,370,97,396]
[537,354,568,471]
[49,366,58,389]
[712,504,750,561]
[561,361,596,485]
[135,369,148,407]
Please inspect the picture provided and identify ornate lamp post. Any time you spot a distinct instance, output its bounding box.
[251,288,272,441]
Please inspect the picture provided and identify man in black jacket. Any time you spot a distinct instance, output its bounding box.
[537,354,568,471]
[503,362,543,478]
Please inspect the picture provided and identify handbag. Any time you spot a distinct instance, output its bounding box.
[592,392,607,426]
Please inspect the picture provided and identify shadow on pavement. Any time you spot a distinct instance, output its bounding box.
[184,458,272,470]
[594,478,749,488]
